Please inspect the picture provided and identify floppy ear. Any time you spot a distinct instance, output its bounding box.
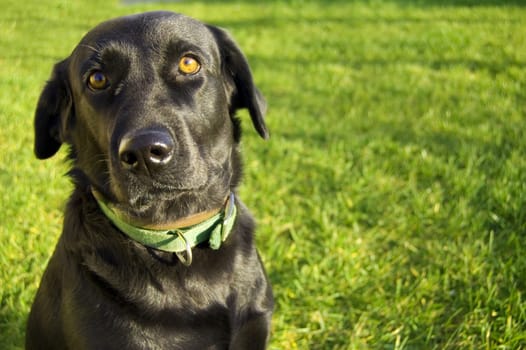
[34,59,72,159]
[207,25,269,139]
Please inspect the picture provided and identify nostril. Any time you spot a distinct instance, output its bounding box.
[148,143,173,164]
[120,150,139,168]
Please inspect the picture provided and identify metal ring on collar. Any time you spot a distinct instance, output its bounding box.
[174,231,193,266]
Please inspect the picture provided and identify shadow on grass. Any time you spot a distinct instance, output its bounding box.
[0,312,26,350]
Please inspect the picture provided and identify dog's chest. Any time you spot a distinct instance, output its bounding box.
[83,246,235,311]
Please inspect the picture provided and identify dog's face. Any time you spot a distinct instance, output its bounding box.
[34,11,267,224]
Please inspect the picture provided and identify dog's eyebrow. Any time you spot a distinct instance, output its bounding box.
[80,40,137,56]
[79,41,135,67]
[79,44,101,54]
[166,40,206,57]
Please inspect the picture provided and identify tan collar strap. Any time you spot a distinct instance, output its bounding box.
[91,190,227,230]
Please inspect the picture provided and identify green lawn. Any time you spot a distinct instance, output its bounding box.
[1,0,526,349]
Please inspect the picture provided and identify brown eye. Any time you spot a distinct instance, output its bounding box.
[178,56,200,75]
[88,71,109,90]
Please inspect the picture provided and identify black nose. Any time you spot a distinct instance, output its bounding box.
[118,129,174,173]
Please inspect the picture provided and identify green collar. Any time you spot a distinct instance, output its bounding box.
[93,191,237,266]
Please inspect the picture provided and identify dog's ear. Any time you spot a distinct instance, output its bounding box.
[207,25,269,139]
[34,59,72,159]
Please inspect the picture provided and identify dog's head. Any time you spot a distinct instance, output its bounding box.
[34,11,268,223]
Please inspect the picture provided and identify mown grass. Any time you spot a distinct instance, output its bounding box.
[1,0,526,349]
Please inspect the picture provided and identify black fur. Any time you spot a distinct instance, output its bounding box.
[26,11,273,350]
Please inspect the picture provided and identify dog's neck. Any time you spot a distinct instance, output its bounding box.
[91,188,237,265]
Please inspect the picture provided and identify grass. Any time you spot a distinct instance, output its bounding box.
[1,0,526,348]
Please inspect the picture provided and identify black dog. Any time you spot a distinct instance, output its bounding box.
[26,11,273,350]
